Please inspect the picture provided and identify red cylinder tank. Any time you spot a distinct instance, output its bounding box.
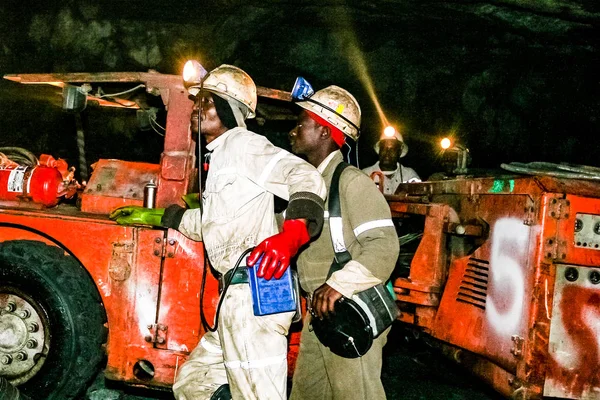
[0,165,63,207]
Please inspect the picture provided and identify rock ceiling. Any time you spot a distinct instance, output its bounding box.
[0,0,598,175]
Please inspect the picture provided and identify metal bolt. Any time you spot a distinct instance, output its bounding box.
[16,352,27,361]
[28,322,39,333]
[155,237,161,244]
[589,270,600,285]
[26,339,38,349]
[144,335,153,343]
[153,250,160,256]
[18,309,30,319]
[5,302,16,312]
[156,337,165,344]
[157,325,167,331]
[565,267,579,282]
[168,239,176,246]
[167,252,174,258]
[455,225,466,235]
[594,222,600,235]
[147,324,153,330]
[1,355,12,365]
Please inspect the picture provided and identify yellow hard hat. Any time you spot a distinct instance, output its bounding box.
[295,85,361,141]
[188,64,257,119]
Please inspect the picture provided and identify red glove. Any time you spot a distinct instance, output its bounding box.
[247,219,310,280]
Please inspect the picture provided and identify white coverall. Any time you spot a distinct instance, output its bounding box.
[362,161,421,195]
[172,127,326,400]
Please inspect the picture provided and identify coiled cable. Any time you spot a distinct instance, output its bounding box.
[200,247,254,333]
[0,147,38,167]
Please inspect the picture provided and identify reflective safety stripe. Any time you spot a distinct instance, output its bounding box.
[330,216,346,253]
[213,167,236,176]
[324,210,329,219]
[353,219,394,238]
[224,353,287,370]
[200,336,223,354]
[257,150,288,187]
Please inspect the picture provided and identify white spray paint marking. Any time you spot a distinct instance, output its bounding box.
[486,217,530,335]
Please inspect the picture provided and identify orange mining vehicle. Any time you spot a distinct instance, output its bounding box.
[0,71,296,399]
[388,166,600,399]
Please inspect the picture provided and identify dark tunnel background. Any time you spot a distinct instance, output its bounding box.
[1,1,599,181]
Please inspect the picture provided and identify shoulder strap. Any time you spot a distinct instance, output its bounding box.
[328,162,352,273]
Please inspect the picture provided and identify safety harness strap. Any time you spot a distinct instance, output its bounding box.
[328,162,351,277]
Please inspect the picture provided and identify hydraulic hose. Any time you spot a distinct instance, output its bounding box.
[501,161,600,180]
[0,147,38,167]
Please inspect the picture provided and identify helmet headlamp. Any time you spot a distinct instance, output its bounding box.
[291,77,361,135]
[183,60,208,95]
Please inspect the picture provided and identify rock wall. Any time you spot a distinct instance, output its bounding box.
[1,1,598,177]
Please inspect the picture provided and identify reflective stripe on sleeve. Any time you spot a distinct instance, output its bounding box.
[224,353,287,370]
[200,336,223,354]
[257,150,288,187]
[353,219,394,237]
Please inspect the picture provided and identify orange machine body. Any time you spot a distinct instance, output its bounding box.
[0,72,298,392]
[389,176,600,399]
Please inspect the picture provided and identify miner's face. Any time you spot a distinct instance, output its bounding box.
[379,139,402,170]
[191,93,226,143]
[289,110,323,157]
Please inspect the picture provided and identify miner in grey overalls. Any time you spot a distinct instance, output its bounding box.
[288,85,399,400]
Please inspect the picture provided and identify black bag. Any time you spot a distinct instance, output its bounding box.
[311,163,399,358]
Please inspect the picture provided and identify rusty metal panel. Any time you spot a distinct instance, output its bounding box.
[155,230,216,354]
[104,227,164,383]
[80,159,160,214]
[389,202,448,309]
[544,264,600,399]
[432,194,535,373]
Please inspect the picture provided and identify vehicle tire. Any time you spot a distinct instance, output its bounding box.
[0,240,107,399]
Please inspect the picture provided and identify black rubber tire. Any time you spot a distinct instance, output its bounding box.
[0,240,107,400]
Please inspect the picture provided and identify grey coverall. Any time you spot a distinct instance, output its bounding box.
[172,127,326,400]
[291,150,399,400]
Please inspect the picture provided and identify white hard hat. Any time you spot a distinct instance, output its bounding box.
[295,85,361,141]
[188,64,257,119]
[375,131,408,158]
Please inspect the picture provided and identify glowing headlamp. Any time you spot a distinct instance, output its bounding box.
[183,60,208,87]
[383,126,396,138]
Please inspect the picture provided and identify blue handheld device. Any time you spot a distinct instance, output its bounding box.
[247,255,297,316]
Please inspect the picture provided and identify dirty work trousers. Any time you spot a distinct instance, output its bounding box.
[290,316,389,400]
[173,284,294,400]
